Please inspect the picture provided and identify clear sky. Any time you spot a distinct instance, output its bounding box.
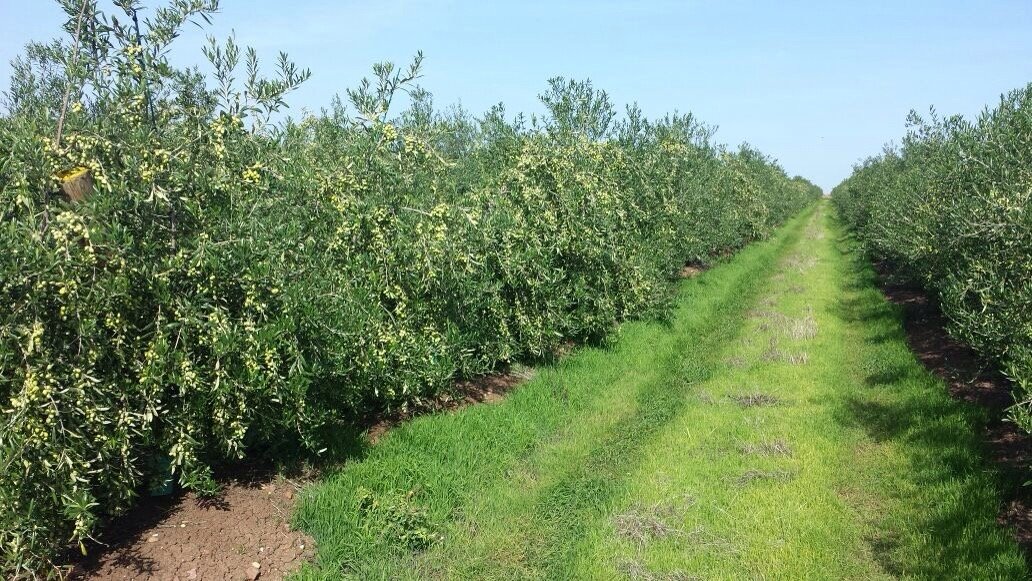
[3,0,1031,190]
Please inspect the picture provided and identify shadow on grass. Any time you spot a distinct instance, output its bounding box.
[863,366,910,388]
[829,223,1028,577]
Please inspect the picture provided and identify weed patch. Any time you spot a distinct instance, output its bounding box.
[356,488,440,551]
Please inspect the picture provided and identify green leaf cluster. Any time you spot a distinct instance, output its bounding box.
[0,2,819,575]
[833,86,1032,444]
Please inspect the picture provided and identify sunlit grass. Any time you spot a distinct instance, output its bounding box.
[292,204,1026,579]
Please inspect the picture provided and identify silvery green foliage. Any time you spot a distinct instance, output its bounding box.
[833,87,1032,441]
[0,2,819,576]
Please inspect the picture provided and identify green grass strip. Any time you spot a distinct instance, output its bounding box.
[576,206,1026,579]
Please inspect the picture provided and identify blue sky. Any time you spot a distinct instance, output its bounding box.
[2,1,1031,190]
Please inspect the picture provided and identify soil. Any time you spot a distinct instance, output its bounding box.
[69,472,313,581]
[879,281,1032,556]
[67,370,530,579]
[679,263,706,278]
[367,369,532,443]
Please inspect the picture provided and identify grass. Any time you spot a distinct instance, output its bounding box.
[292,203,1027,579]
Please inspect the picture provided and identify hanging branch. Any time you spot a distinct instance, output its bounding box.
[54,0,90,148]
[129,5,158,132]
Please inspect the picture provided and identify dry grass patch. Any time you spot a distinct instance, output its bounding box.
[761,339,786,363]
[734,469,796,486]
[783,254,818,273]
[788,315,818,340]
[725,356,749,369]
[617,560,699,581]
[696,390,718,405]
[740,439,793,456]
[614,506,680,548]
[754,310,817,341]
[786,352,810,365]
[761,339,809,365]
[730,393,781,407]
[614,498,696,548]
[748,308,780,321]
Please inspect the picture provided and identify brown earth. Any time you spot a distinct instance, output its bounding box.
[67,370,529,580]
[69,472,313,581]
[367,369,532,443]
[880,282,1032,556]
[679,263,706,278]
